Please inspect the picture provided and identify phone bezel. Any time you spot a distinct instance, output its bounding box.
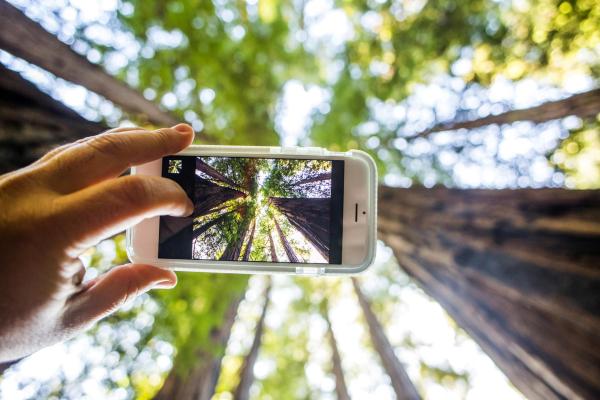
[126,145,377,275]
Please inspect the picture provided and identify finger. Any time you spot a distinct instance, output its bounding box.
[62,264,177,330]
[55,174,194,255]
[43,124,194,193]
[34,126,147,166]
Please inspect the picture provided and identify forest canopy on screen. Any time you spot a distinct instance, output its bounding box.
[160,156,340,263]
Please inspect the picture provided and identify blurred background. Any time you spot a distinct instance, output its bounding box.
[0,0,598,399]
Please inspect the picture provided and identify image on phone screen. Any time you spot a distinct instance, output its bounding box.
[158,156,344,264]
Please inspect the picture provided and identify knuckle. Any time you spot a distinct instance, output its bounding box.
[119,176,154,205]
[85,133,127,157]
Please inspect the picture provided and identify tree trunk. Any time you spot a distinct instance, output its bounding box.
[274,217,300,263]
[153,296,243,400]
[352,278,421,400]
[412,88,600,138]
[196,158,241,189]
[270,197,330,259]
[0,64,104,173]
[233,278,272,400]
[194,176,246,216]
[293,172,332,186]
[269,232,279,262]
[241,219,256,262]
[377,186,600,400]
[323,306,351,400]
[0,1,178,127]
[220,211,252,261]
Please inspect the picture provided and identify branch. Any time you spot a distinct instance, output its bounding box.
[0,0,178,127]
[412,88,600,138]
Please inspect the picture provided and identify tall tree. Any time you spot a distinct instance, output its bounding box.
[274,218,300,263]
[220,210,252,261]
[241,220,257,262]
[377,186,600,400]
[197,158,241,189]
[233,278,272,400]
[269,232,279,263]
[270,198,330,259]
[292,172,332,186]
[195,177,246,216]
[153,295,243,400]
[352,278,421,400]
[322,303,351,400]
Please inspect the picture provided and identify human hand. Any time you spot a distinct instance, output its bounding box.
[0,124,195,362]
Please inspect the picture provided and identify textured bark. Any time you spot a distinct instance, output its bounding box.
[323,307,351,400]
[196,158,240,189]
[292,172,332,186]
[274,217,300,263]
[412,88,600,138]
[269,232,279,262]
[0,64,104,173]
[241,220,256,262]
[352,278,421,400]
[270,197,330,259]
[194,177,246,216]
[153,296,243,400]
[377,186,600,400]
[233,279,271,400]
[0,1,177,126]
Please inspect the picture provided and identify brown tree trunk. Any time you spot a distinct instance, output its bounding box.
[274,217,300,263]
[194,177,246,216]
[269,232,279,262]
[220,211,252,261]
[323,306,351,400]
[196,158,240,189]
[0,1,178,127]
[293,172,332,186]
[352,278,421,400]
[271,197,330,259]
[153,296,243,400]
[377,186,600,400]
[412,88,600,138]
[233,278,272,400]
[241,219,256,262]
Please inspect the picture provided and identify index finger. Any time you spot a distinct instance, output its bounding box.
[42,124,194,193]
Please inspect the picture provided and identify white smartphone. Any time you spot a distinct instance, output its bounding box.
[126,145,377,276]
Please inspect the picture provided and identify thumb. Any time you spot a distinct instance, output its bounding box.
[63,264,177,330]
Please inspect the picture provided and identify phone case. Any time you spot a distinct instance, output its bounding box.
[126,145,377,276]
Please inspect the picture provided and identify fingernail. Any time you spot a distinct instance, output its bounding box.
[152,279,177,289]
[172,123,192,134]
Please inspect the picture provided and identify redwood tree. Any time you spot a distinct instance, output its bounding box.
[377,186,600,400]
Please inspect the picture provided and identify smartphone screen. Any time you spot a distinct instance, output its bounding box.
[158,156,344,264]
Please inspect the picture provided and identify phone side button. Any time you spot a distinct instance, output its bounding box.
[295,266,325,276]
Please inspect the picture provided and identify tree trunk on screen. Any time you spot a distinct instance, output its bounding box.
[274,218,300,263]
[270,197,330,259]
[233,278,272,400]
[322,306,351,400]
[241,219,256,262]
[412,88,600,138]
[196,158,240,189]
[292,172,332,186]
[195,176,246,216]
[269,232,279,262]
[377,186,600,400]
[352,278,421,400]
[220,211,252,261]
[153,296,242,400]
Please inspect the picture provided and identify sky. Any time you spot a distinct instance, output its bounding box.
[0,0,594,399]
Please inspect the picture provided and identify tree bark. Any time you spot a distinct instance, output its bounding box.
[352,278,421,400]
[323,306,351,400]
[241,219,256,262]
[274,217,300,263]
[412,88,600,138]
[194,176,246,216]
[292,172,332,186]
[196,158,241,189]
[153,296,243,400]
[0,64,104,173]
[377,186,600,400]
[270,197,330,259]
[220,210,252,261]
[233,278,272,400]
[269,232,279,262]
[0,1,178,127]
